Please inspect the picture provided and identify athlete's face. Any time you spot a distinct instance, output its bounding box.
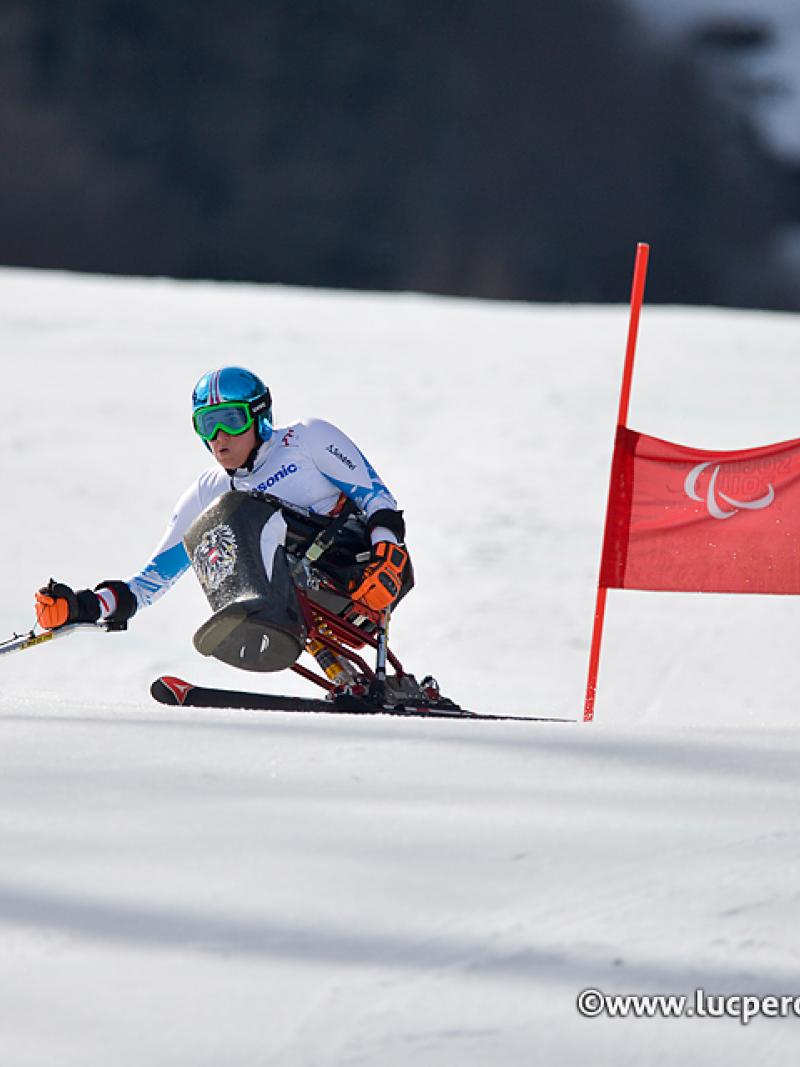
[210,425,258,469]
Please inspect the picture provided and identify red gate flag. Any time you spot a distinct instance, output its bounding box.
[600,426,800,594]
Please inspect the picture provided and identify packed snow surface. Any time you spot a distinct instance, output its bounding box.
[2,268,800,1064]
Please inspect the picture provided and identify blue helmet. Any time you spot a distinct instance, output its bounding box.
[191,366,273,448]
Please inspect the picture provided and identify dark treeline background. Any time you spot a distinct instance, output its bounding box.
[1,0,797,307]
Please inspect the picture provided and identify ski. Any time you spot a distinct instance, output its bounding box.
[150,676,573,723]
[0,621,118,660]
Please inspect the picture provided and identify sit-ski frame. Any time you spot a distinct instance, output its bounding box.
[292,588,400,702]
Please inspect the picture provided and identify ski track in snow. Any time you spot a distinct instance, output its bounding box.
[2,268,800,1065]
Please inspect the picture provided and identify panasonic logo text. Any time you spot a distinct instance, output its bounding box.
[256,463,299,491]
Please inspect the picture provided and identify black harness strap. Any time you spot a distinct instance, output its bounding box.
[303,497,359,564]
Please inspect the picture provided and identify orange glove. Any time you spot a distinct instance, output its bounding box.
[349,542,408,612]
[35,581,101,630]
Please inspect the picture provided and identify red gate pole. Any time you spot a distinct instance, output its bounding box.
[583,242,650,722]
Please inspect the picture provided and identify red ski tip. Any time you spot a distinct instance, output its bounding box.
[158,676,195,706]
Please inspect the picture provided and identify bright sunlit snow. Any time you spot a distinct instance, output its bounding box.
[1,267,800,1065]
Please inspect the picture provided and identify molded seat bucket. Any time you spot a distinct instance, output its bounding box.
[184,491,306,672]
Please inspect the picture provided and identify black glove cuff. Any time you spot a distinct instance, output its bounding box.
[74,589,102,624]
[95,580,138,623]
[366,508,405,543]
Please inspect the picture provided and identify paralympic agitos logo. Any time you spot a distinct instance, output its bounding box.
[684,461,776,520]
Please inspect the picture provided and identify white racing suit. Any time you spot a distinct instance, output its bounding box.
[96,419,402,620]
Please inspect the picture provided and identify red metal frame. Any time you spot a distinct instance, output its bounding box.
[290,659,335,692]
[290,587,405,693]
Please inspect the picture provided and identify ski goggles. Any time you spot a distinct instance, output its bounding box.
[192,402,255,441]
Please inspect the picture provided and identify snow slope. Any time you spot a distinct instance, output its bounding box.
[2,268,800,1065]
